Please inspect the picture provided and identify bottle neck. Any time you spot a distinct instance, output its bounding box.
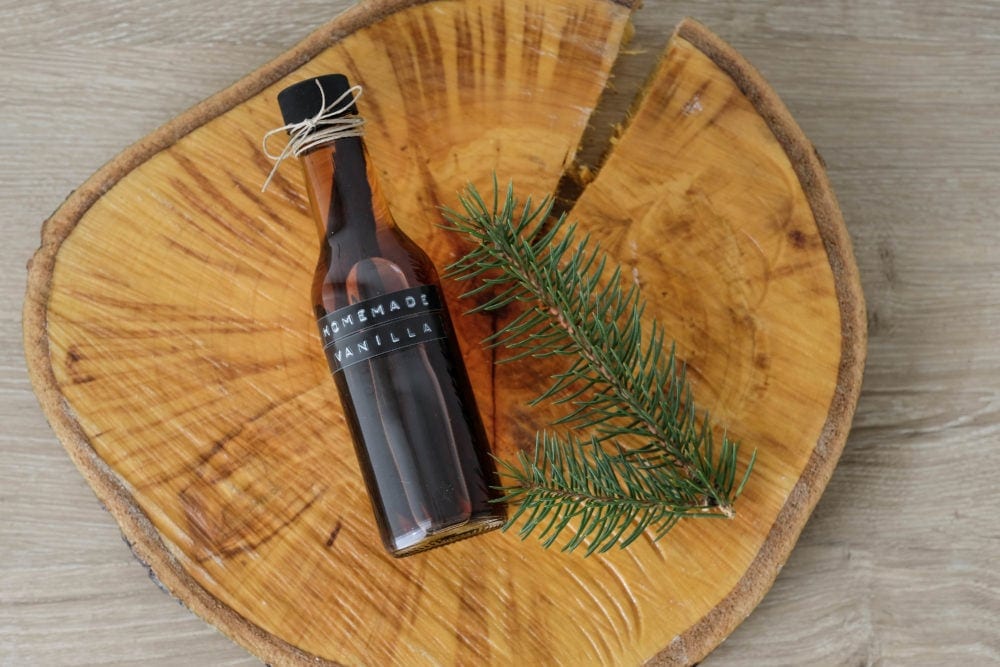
[299,136,393,249]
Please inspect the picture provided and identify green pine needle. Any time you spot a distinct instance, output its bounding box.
[442,179,755,554]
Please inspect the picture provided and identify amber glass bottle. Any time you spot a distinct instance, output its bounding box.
[276,74,505,557]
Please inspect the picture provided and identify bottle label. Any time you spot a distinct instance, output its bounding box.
[317,285,448,373]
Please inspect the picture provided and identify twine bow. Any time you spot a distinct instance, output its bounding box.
[261,81,365,192]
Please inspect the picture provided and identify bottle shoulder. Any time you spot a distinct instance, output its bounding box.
[314,228,440,315]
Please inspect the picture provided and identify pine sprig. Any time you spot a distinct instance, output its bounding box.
[498,433,735,556]
[442,180,755,553]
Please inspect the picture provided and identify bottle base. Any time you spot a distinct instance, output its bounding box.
[389,511,507,558]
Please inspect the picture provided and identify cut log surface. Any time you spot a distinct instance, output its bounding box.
[22,1,865,665]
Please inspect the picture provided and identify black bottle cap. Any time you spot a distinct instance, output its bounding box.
[276,73,358,126]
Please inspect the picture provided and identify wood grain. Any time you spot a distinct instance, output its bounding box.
[4,1,999,666]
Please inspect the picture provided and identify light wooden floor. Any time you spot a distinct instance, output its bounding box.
[2,1,998,665]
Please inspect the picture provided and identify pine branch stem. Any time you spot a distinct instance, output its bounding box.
[513,482,729,516]
[544,303,697,477]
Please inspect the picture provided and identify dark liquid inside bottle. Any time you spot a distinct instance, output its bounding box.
[301,135,505,557]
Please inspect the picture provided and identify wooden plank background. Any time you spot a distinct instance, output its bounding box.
[2,0,998,664]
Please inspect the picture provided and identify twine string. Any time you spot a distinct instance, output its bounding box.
[261,81,365,192]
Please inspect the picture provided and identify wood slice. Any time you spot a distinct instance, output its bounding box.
[23,0,865,664]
